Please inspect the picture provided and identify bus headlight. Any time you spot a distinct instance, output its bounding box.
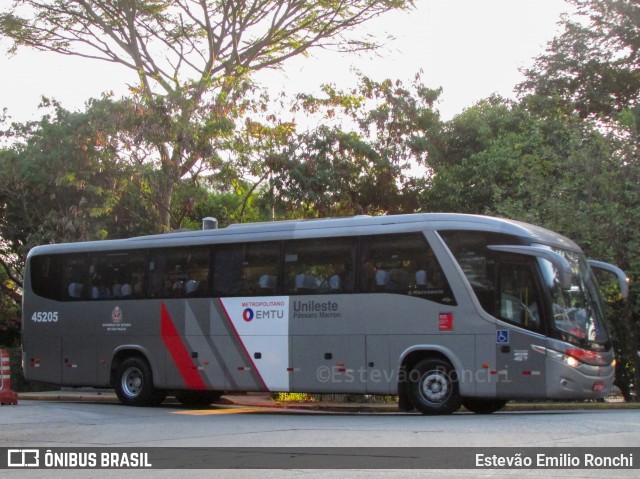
[565,356,580,368]
[565,348,609,366]
[533,345,607,368]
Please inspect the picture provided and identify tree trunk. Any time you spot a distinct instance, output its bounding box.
[157,174,174,231]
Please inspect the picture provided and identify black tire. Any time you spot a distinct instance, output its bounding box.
[114,357,166,407]
[462,397,508,414]
[407,358,460,415]
[175,390,222,408]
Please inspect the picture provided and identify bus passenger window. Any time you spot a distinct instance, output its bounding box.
[283,238,356,295]
[213,242,280,297]
[62,256,88,301]
[439,230,544,331]
[65,259,87,301]
[360,234,455,304]
[89,252,146,300]
[30,256,54,300]
[439,231,512,315]
[213,245,244,296]
[148,247,209,299]
[28,255,89,301]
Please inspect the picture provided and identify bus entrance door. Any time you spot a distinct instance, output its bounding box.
[494,261,547,398]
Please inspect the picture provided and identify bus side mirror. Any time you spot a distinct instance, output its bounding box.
[488,245,573,290]
[588,260,629,300]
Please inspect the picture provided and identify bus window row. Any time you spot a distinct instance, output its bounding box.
[30,233,456,305]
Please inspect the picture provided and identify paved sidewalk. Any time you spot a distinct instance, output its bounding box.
[17,389,278,407]
[16,389,399,412]
[16,388,639,412]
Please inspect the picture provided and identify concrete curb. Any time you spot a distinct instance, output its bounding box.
[18,389,120,404]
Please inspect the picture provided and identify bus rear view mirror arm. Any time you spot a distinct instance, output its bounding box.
[588,260,629,300]
[488,245,573,290]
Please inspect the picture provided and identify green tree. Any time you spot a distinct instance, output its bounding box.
[0,253,21,347]
[519,0,640,124]
[0,99,156,276]
[1,0,414,230]
[184,180,275,229]
[422,95,607,224]
[270,74,441,217]
[422,96,534,213]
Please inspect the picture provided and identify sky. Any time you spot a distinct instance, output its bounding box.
[0,0,570,123]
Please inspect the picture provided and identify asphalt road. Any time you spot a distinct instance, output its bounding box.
[1,400,638,478]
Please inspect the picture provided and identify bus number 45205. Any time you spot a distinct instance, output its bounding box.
[31,311,59,322]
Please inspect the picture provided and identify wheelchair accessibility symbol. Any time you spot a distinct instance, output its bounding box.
[496,330,510,344]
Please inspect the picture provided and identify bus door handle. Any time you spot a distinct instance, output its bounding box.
[500,345,510,353]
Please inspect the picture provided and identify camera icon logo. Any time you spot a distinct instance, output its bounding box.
[7,449,40,468]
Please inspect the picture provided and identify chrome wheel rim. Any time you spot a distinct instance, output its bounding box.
[121,366,143,398]
[419,370,451,404]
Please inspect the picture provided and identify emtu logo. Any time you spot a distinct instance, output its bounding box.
[8,449,39,467]
[242,308,254,322]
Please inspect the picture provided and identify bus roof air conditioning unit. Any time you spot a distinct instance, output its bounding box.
[202,217,218,230]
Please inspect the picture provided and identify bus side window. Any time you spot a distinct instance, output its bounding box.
[283,238,356,295]
[89,252,145,300]
[212,245,244,296]
[360,233,454,304]
[62,256,88,301]
[439,230,532,318]
[32,254,93,301]
[246,243,280,295]
[149,247,209,299]
[213,242,280,297]
[30,256,55,300]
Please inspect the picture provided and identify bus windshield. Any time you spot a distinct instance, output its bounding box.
[538,247,610,351]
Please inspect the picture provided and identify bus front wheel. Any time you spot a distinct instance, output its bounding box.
[115,357,166,407]
[408,358,460,415]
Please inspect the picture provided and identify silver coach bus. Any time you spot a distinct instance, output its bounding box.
[21,213,628,414]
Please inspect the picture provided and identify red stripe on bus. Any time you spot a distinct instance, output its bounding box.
[160,303,206,390]
[218,299,269,391]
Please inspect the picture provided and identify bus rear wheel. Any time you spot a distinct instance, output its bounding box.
[408,358,460,415]
[115,357,166,407]
[462,397,507,414]
[175,390,222,408]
